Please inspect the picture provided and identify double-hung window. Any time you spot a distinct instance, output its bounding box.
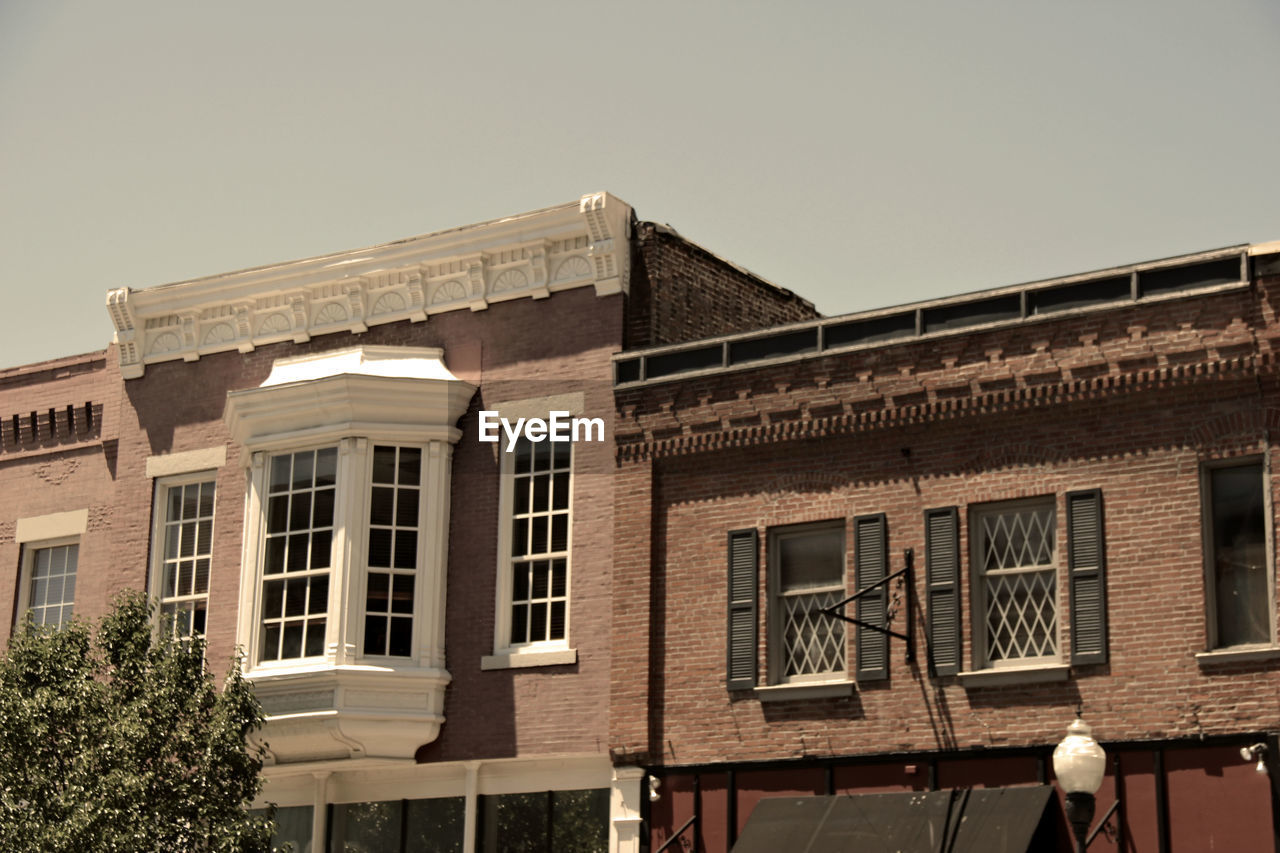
[260,448,336,661]
[769,522,846,683]
[925,490,1106,679]
[971,499,1059,667]
[15,510,88,633]
[363,445,422,658]
[1203,460,1272,648]
[24,543,78,630]
[153,475,216,639]
[504,438,571,649]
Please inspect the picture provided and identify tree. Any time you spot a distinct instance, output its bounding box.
[0,590,277,852]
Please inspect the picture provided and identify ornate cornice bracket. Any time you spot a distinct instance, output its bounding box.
[105,288,143,378]
[580,192,631,297]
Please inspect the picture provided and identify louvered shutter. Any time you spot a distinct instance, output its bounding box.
[1067,490,1108,665]
[726,529,759,690]
[925,507,961,677]
[854,514,889,682]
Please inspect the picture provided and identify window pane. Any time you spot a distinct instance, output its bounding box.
[397,488,419,527]
[372,446,398,484]
[514,476,531,515]
[179,521,197,557]
[478,790,607,853]
[333,800,402,852]
[1211,464,1269,646]
[313,488,335,528]
[267,495,289,534]
[394,530,417,569]
[550,514,568,552]
[315,447,338,486]
[369,529,392,568]
[289,493,312,532]
[551,789,609,852]
[778,528,844,591]
[552,472,570,510]
[398,447,422,486]
[310,530,332,569]
[304,618,326,657]
[391,575,414,614]
[365,614,387,656]
[265,805,312,852]
[479,792,545,853]
[269,454,291,493]
[264,537,287,574]
[389,617,412,657]
[370,487,395,526]
[291,450,314,490]
[405,797,464,853]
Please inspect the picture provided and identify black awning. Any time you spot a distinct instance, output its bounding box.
[732,785,1059,853]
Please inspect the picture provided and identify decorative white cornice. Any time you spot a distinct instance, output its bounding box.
[107,192,633,378]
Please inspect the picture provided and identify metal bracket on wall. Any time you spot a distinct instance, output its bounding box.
[818,548,915,663]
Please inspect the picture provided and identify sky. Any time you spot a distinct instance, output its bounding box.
[2,1,1278,371]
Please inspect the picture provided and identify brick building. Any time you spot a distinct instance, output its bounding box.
[0,193,813,852]
[612,241,1280,851]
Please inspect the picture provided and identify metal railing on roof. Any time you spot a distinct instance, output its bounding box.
[614,246,1250,387]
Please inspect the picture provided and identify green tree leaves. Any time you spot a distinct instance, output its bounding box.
[0,591,276,852]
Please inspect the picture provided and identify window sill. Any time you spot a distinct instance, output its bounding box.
[754,680,855,702]
[957,664,1070,688]
[481,647,577,670]
[1195,645,1280,666]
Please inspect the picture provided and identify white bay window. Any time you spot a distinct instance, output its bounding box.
[224,345,474,763]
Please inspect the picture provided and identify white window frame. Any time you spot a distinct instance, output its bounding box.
[16,536,80,631]
[224,345,473,763]
[970,496,1061,670]
[1200,456,1275,650]
[766,520,848,686]
[483,393,583,670]
[148,471,218,640]
[356,442,429,662]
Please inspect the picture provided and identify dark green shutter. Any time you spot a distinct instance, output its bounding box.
[854,514,889,682]
[1067,490,1108,665]
[925,507,961,677]
[727,529,759,690]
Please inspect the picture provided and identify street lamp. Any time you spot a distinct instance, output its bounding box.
[1053,717,1106,853]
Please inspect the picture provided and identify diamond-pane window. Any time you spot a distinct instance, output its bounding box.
[974,501,1058,666]
[771,524,846,681]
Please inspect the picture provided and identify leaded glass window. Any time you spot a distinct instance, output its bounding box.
[772,523,846,680]
[975,500,1058,665]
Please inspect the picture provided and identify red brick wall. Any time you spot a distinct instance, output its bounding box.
[612,274,1280,765]
[626,222,818,350]
[0,288,623,765]
[0,352,123,645]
